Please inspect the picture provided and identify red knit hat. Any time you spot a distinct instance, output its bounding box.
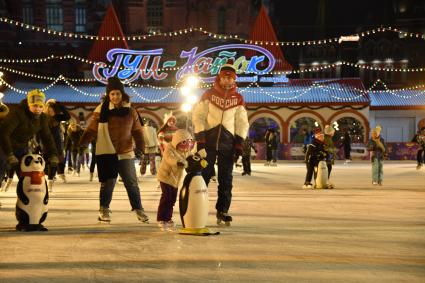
[219,60,237,79]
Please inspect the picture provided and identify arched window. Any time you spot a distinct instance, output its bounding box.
[290,117,320,143]
[147,0,163,33]
[249,117,280,143]
[218,7,226,34]
[333,117,365,144]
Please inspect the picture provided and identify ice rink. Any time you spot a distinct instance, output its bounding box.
[1,161,424,283]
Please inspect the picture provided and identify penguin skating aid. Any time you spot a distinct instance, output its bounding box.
[15,154,49,231]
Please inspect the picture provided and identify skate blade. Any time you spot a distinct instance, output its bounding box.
[98,218,111,224]
[216,220,231,226]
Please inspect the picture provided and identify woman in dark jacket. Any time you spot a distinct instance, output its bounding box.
[265,128,278,166]
[44,99,71,191]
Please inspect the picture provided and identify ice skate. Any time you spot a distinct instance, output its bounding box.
[416,164,422,170]
[48,180,54,193]
[1,178,13,192]
[270,162,277,167]
[89,172,94,182]
[158,221,168,231]
[98,207,111,223]
[302,183,313,189]
[216,211,232,226]
[372,181,378,186]
[135,208,149,223]
[264,161,270,166]
[166,220,176,231]
[211,176,217,183]
[67,167,73,174]
[58,174,67,183]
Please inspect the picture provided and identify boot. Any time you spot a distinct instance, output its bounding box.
[48,180,54,193]
[58,174,67,183]
[216,211,232,226]
[135,208,149,223]
[98,207,111,222]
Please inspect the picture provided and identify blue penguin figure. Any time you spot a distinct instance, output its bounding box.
[16,154,49,231]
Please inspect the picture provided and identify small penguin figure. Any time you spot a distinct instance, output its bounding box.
[179,155,219,236]
[15,154,49,231]
[314,160,328,189]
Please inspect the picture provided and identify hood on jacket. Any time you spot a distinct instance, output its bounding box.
[171,129,193,148]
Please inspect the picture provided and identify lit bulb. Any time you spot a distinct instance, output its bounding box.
[180,86,191,96]
[187,95,197,105]
[181,103,192,112]
[186,75,199,88]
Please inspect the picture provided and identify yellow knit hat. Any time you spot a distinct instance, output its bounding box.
[27,89,46,107]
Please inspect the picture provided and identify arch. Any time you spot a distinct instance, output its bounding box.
[327,110,370,142]
[136,109,162,127]
[286,110,326,143]
[248,110,285,142]
[418,118,425,130]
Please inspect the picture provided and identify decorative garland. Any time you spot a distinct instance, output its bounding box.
[246,105,368,111]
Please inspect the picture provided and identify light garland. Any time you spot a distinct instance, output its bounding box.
[369,79,425,99]
[1,17,425,45]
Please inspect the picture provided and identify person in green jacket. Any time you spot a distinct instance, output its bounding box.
[0,89,58,180]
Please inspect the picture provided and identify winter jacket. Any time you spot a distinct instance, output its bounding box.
[66,127,84,153]
[143,125,159,154]
[324,134,336,164]
[265,132,278,150]
[80,102,144,157]
[305,139,327,166]
[192,80,249,152]
[47,106,70,154]
[343,132,351,151]
[367,136,387,161]
[0,99,58,158]
[157,130,192,188]
[158,124,178,154]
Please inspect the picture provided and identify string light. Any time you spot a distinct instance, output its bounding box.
[1,17,425,45]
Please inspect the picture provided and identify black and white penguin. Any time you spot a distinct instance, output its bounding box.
[16,154,49,231]
[179,154,219,236]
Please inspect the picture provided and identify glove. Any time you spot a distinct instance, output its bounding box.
[177,160,187,168]
[7,154,19,168]
[50,155,59,168]
[197,148,207,158]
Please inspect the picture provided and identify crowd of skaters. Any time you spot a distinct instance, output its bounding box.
[0,63,424,230]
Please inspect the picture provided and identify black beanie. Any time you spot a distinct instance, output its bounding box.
[106,77,125,94]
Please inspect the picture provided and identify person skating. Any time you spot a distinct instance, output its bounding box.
[192,62,249,225]
[44,99,71,192]
[0,89,59,189]
[241,137,257,176]
[264,128,278,166]
[80,77,149,223]
[411,127,425,170]
[157,112,178,156]
[323,125,336,188]
[303,129,327,189]
[140,119,159,176]
[343,130,352,164]
[367,126,387,186]
[65,122,85,177]
[156,129,193,231]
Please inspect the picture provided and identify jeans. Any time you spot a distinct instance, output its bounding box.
[203,149,234,213]
[140,153,156,175]
[372,158,383,183]
[99,158,143,210]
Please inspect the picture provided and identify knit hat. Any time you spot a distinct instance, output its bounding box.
[27,89,46,107]
[219,61,237,79]
[324,125,335,136]
[106,77,125,94]
[163,111,176,124]
[314,128,323,139]
[171,129,193,148]
[375,125,382,136]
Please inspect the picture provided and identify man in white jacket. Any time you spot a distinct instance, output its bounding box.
[192,63,249,225]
